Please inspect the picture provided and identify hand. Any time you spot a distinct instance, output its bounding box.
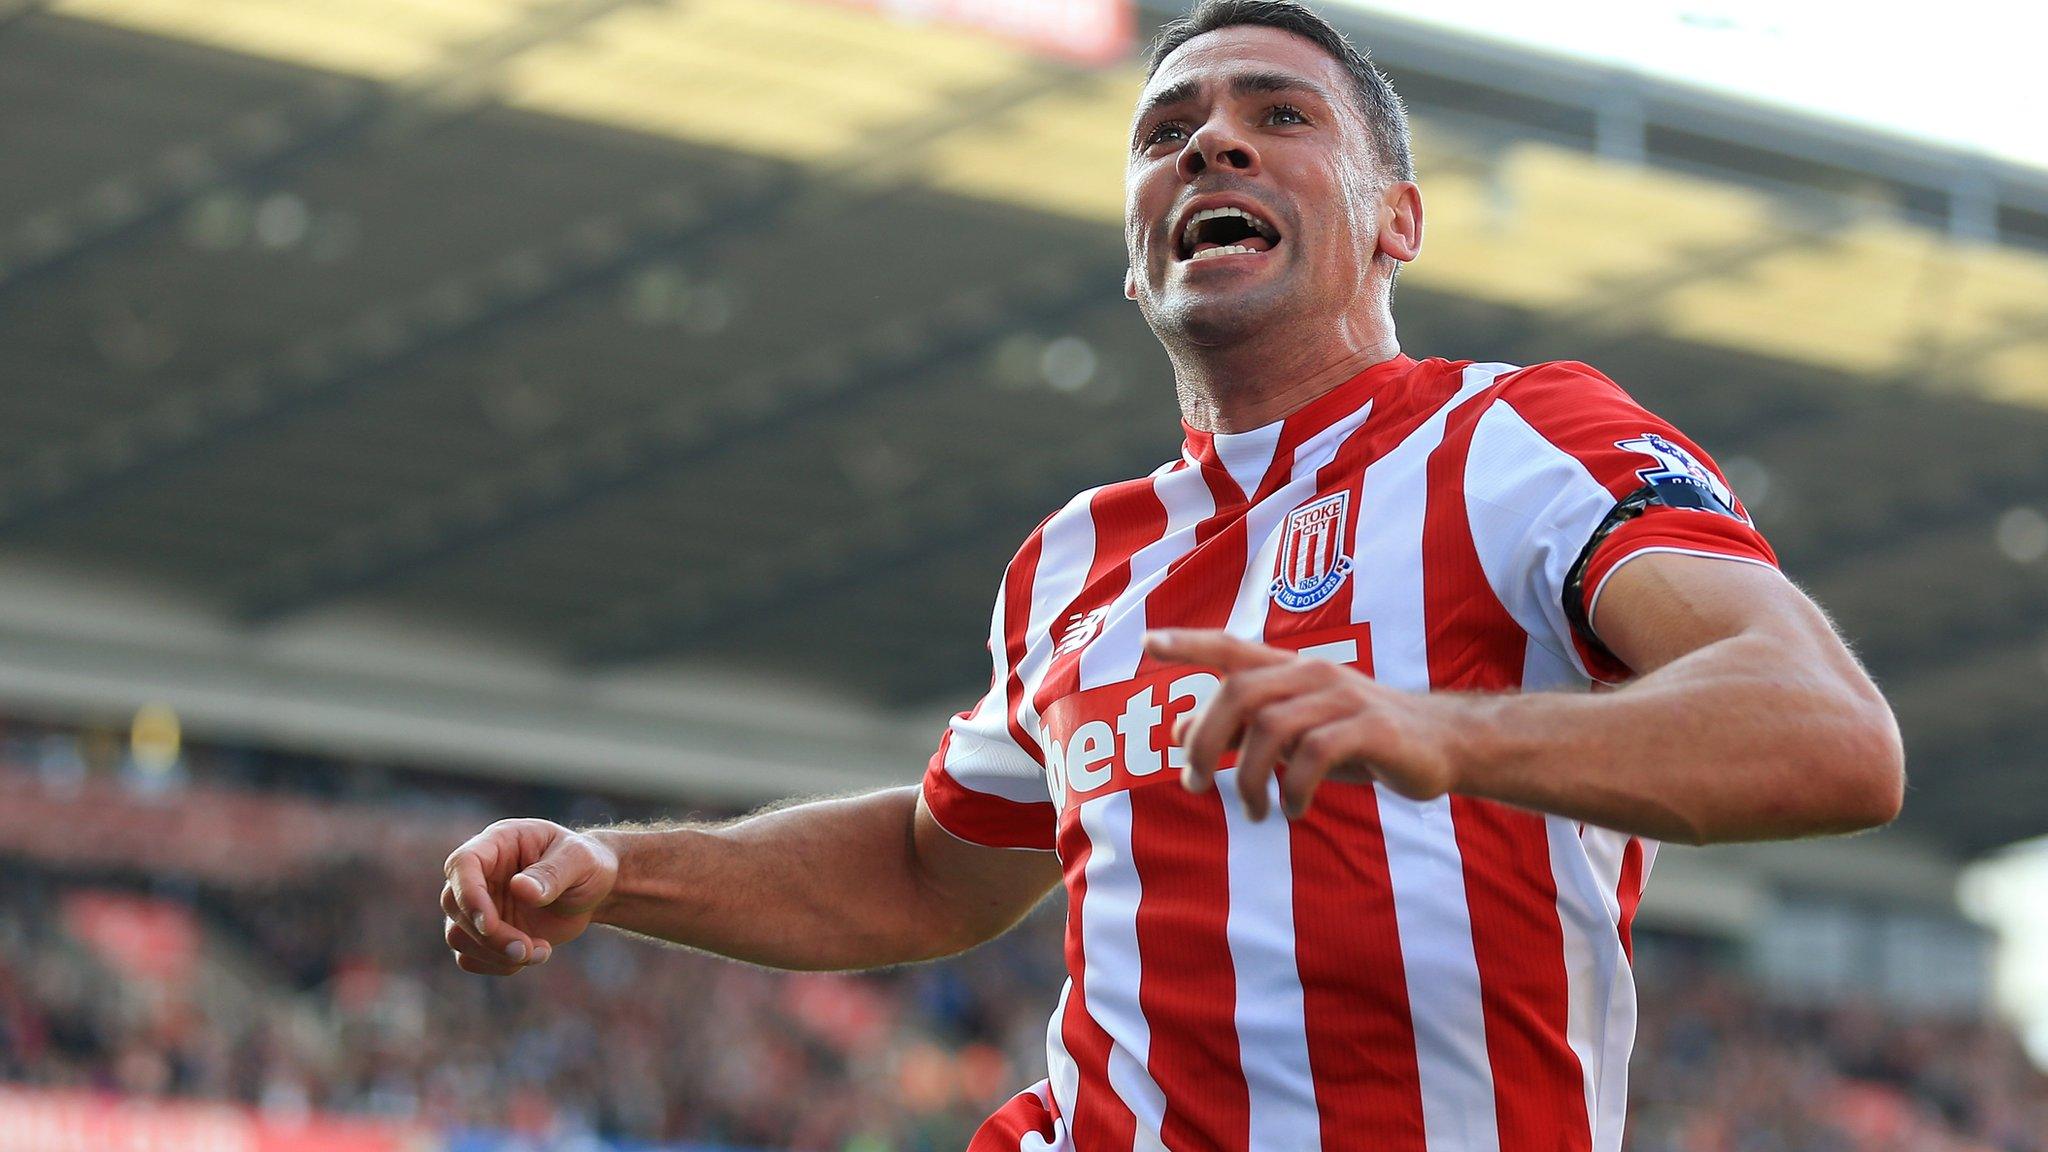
[441,818,618,975]
[1142,629,1468,820]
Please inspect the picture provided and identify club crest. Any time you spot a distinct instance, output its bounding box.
[1270,491,1354,612]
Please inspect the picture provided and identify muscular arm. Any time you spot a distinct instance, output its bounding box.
[1153,552,1904,845]
[593,788,1061,969]
[442,787,1061,975]
[1450,553,1904,843]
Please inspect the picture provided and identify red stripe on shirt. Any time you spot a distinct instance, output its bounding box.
[1058,813,1138,1152]
[1449,799,1590,1152]
[1002,529,1047,762]
[967,1083,1059,1152]
[1132,461,1249,683]
[1032,478,1172,718]
[922,527,1059,850]
[1131,783,1249,1152]
[1260,401,1433,1149]
[1428,389,1592,1152]
[1128,455,1260,1152]
[921,744,1058,850]
[1616,837,1645,963]
[1290,782,1430,1149]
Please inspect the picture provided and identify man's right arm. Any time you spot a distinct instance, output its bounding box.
[441,786,1062,975]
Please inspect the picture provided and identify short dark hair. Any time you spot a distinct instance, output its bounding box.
[1146,0,1414,184]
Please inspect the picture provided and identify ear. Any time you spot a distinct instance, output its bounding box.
[1377,180,1423,264]
[1124,267,1139,300]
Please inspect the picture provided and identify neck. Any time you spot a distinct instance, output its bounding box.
[1170,319,1402,434]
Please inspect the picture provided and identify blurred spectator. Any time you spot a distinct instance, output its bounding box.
[0,723,2041,1151]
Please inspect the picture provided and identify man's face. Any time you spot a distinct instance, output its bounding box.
[1125,25,1400,347]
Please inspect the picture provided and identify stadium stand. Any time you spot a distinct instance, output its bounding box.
[0,720,2043,1152]
[3,1,2047,1150]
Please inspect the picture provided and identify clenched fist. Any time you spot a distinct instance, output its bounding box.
[441,818,618,975]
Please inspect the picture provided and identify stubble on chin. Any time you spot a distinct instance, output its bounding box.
[1146,277,1290,351]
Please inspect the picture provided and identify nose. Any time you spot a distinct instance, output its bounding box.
[1177,117,1259,181]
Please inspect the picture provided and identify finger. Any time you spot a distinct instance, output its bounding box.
[445,917,523,973]
[443,915,504,961]
[1279,748,1338,820]
[444,850,498,939]
[455,952,524,977]
[1278,718,1353,821]
[441,884,488,948]
[447,914,551,969]
[1237,689,1356,821]
[446,843,534,961]
[1288,719,1385,808]
[443,887,546,964]
[1179,660,1328,785]
[1144,629,1293,672]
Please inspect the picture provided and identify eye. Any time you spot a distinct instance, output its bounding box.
[1265,103,1309,126]
[1142,120,1189,149]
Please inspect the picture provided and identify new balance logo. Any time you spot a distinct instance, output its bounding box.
[1056,607,1110,656]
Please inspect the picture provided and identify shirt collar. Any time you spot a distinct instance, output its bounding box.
[1179,353,1417,498]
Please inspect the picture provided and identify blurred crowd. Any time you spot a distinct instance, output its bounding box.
[0,720,2043,1151]
[0,858,1062,1151]
[1629,970,2046,1151]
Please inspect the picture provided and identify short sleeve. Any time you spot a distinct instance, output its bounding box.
[919,556,1058,851]
[1462,361,1778,683]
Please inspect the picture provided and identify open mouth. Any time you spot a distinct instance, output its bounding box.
[1177,205,1282,262]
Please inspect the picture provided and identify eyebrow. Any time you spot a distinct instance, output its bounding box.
[1134,70,1338,130]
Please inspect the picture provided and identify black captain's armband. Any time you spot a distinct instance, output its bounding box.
[1564,434,1752,664]
[1562,484,1659,663]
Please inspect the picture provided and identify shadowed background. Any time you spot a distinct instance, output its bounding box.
[0,2,2044,1149]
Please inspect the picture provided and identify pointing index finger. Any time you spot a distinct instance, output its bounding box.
[1143,629,1294,671]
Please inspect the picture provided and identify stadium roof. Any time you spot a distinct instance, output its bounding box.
[1,0,2045,855]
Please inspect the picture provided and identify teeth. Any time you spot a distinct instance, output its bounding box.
[1180,205,1278,254]
[1192,206,1274,233]
[1188,244,1260,261]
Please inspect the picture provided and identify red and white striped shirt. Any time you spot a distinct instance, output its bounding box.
[923,355,1777,1152]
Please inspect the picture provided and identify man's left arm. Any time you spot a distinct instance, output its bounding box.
[1447,550,1902,843]
[1148,553,1904,844]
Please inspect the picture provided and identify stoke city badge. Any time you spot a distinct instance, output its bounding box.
[1269,491,1354,612]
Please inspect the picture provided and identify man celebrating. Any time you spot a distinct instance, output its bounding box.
[441,3,1905,1149]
